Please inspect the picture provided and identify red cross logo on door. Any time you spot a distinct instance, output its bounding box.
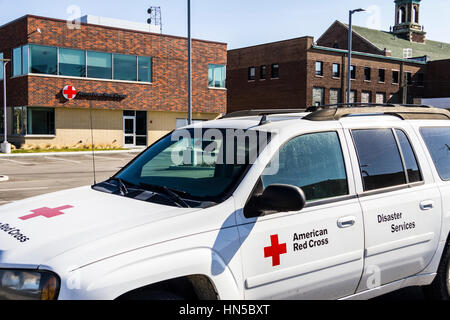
[62,85,77,100]
[264,234,287,267]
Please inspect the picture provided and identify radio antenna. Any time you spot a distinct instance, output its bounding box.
[89,105,97,184]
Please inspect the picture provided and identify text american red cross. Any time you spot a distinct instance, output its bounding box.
[63,86,77,99]
[264,234,287,267]
[19,205,74,221]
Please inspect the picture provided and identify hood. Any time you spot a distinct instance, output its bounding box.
[0,186,200,268]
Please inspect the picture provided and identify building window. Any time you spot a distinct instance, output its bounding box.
[315,61,323,76]
[11,45,152,83]
[113,54,137,81]
[260,65,266,80]
[312,87,325,106]
[361,91,372,103]
[0,52,3,80]
[27,107,55,135]
[30,45,57,75]
[12,47,22,77]
[378,69,386,83]
[346,90,357,103]
[12,107,55,136]
[59,48,86,77]
[403,48,413,59]
[12,45,30,76]
[364,67,371,81]
[376,92,386,104]
[12,107,26,135]
[332,63,340,78]
[399,6,406,24]
[208,64,226,88]
[248,67,255,81]
[87,51,112,79]
[350,65,356,80]
[271,63,279,79]
[138,56,152,83]
[392,70,399,84]
[406,72,412,85]
[330,88,342,104]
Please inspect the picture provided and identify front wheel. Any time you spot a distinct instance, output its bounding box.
[423,241,450,300]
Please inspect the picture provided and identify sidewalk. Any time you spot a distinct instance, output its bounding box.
[0,148,145,158]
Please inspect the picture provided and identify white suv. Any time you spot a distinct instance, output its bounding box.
[0,105,449,300]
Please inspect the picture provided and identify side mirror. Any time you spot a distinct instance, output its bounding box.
[244,184,306,218]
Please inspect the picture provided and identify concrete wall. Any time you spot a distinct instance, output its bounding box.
[7,108,122,148]
[4,108,221,148]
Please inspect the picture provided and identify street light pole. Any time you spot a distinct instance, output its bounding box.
[187,0,192,125]
[347,8,365,104]
[1,58,11,154]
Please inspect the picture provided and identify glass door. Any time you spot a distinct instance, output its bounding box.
[123,116,136,147]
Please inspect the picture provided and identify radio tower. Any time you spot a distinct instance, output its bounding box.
[147,6,162,34]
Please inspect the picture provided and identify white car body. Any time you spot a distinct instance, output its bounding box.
[0,111,449,300]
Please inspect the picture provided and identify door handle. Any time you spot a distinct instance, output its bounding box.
[337,216,356,228]
[420,200,434,211]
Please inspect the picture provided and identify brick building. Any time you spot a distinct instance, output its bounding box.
[0,15,227,149]
[227,0,450,112]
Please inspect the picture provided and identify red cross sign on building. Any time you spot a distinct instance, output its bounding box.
[62,85,77,100]
[264,234,287,267]
[19,205,74,221]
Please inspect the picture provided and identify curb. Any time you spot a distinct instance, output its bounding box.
[0,149,144,158]
[0,175,9,182]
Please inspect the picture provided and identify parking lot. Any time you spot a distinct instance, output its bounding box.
[0,151,141,205]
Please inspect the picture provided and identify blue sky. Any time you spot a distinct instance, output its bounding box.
[0,0,449,49]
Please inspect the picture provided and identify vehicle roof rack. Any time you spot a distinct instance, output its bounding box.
[304,103,450,121]
[221,109,306,119]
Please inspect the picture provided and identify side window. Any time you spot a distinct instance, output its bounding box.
[395,129,422,183]
[261,132,348,202]
[420,127,450,181]
[352,129,406,191]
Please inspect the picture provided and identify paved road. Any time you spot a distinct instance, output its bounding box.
[0,151,426,300]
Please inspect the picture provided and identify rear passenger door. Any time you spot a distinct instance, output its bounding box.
[344,125,442,292]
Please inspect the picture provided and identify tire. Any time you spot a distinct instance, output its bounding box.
[423,241,450,300]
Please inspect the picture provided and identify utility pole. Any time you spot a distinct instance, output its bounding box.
[1,58,11,154]
[347,8,365,104]
[402,72,408,104]
[187,0,192,125]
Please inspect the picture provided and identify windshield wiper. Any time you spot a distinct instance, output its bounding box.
[108,177,132,196]
[139,183,191,208]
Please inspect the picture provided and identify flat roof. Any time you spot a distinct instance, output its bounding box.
[228,36,313,52]
[0,14,227,46]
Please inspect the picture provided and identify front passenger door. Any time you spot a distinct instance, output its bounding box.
[237,131,365,300]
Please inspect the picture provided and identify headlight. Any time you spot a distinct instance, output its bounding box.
[0,270,60,300]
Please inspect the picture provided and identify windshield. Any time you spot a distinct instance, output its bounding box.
[113,128,271,202]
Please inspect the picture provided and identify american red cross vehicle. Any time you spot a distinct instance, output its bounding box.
[0,104,449,300]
